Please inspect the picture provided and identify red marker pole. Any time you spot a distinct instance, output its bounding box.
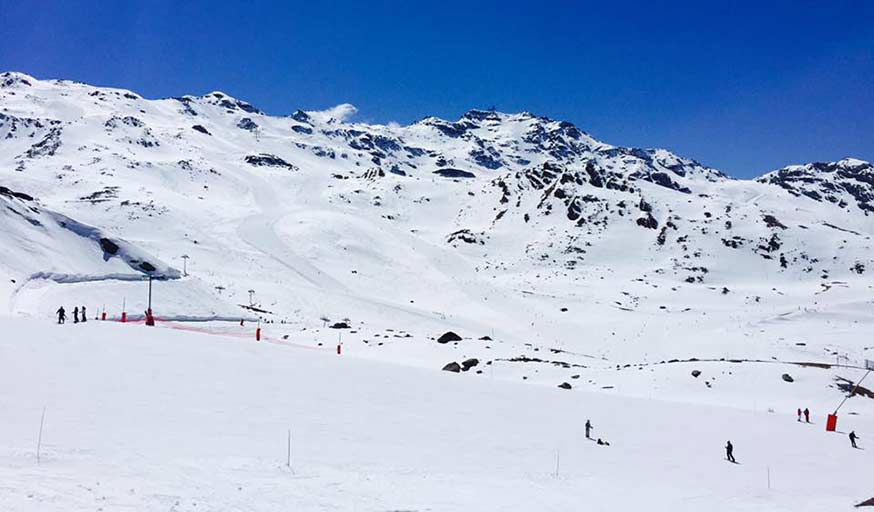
[256,320,261,341]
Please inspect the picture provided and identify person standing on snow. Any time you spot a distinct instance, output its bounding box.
[850,431,859,449]
[81,306,87,322]
[585,419,593,439]
[803,408,810,423]
[725,441,736,463]
[56,306,66,324]
[797,408,802,422]
[73,306,79,324]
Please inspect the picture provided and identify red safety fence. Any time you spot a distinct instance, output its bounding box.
[114,316,331,353]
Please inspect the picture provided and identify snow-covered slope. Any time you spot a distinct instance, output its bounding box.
[1,318,872,511]
[1,70,873,399]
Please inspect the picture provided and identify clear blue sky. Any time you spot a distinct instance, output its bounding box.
[1,0,871,178]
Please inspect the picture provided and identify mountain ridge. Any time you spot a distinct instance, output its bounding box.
[1,71,873,356]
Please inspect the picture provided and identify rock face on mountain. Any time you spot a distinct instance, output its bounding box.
[757,158,874,213]
[0,70,872,327]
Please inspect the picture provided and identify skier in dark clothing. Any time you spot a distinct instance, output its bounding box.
[56,306,66,324]
[803,408,810,423]
[797,408,802,422]
[850,431,859,449]
[73,307,79,323]
[585,419,593,439]
[81,306,87,323]
[725,441,736,462]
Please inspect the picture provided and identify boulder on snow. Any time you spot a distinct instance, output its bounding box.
[558,382,572,390]
[442,362,461,373]
[782,373,794,383]
[691,370,701,378]
[461,358,479,371]
[437,331,463,344]
[329,322,351,329]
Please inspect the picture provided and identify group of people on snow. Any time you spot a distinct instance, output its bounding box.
[56,305,88,324]
[796,407,811,423]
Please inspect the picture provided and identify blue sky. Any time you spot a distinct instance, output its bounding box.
[0,0,871,178]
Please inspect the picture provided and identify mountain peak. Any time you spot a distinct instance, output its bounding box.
[0,71,36,88]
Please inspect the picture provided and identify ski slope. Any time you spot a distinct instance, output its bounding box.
[0,316,871,511]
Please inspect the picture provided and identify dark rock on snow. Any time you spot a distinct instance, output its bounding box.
[461,358,479,371]
[437,331,463,344]
[442,361,462,373]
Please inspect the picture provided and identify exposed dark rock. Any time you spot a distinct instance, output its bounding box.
[447,229,484,245]
[763,214,787,229]
[636,213,658,229]
[191,125,211,135]
[461,358,480,371]
[781,373,794,383]
[433,168,476,179]
[691,370,701,378]
[330,322,351,329]
[237,118,258,131]
[437,331,463,344]
[245,154,298,171]
[138,261,156,272]
[99,238,120,255]
[442,361,461,373]
[558,382,572,390]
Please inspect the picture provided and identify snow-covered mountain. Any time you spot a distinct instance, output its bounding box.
[3,71,874,510]
[2,70,874,383]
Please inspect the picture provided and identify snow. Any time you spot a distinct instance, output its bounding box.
[0,316,871,511]
[1,73,874,509]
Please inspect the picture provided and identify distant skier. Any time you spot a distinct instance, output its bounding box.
[803,408,810,423]
[850,431,859,449]
[56,306,66,324]
[73,306,79,324]
[725,441,736,463]
[585,419,593,439]
[81,306,87,322]
[797,408,802,422]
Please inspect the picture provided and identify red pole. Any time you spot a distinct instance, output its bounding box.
[337,343,342,355]
[121,311,127,323]
[256,327,261,341]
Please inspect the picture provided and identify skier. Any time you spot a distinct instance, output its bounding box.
[73,306,79,324]
[725,440,736,463]
[797,408,802,422]
[56,306,66,324]
[850,431,859,449]
[81,306,87,323]
[585,419,593,439]
[803,408,810,423]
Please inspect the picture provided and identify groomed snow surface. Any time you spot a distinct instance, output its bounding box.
[1,316,870,511]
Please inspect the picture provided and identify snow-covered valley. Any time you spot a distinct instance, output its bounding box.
[1,71,872,509]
